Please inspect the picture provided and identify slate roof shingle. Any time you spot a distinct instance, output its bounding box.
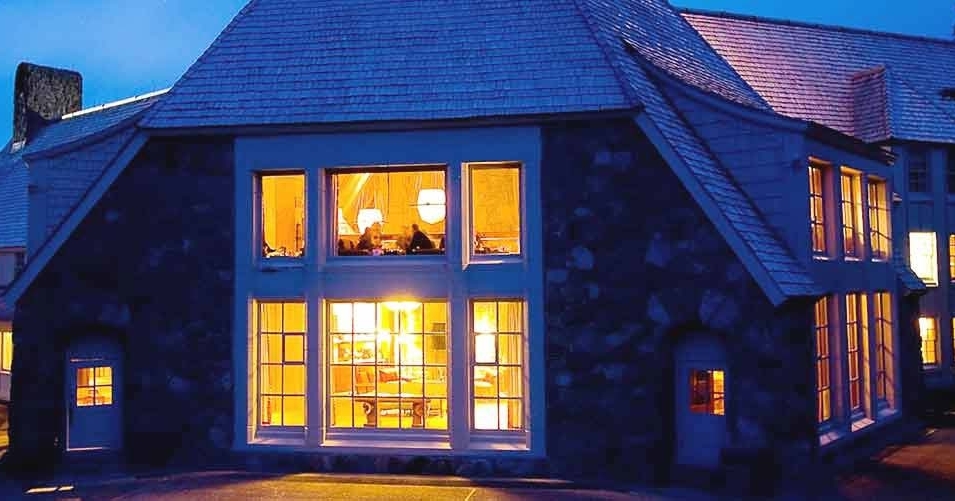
[0,143,28,249]
[683,9,955,144]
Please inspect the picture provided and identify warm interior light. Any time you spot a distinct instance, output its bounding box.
[417,188,446,224]
[338,208,358,236]
[357,208,384,235]
[909,232,938,286]
[474,401,508,430]
[383,301,423,312]
[475,334,496,364]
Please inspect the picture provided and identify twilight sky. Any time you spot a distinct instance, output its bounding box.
[0,0,952,141]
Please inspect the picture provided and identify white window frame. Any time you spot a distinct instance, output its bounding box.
[466,162,525,264]
[234,127,544,455]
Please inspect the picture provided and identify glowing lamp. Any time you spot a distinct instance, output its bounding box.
[357,208,384,234]
[416,189,446,224]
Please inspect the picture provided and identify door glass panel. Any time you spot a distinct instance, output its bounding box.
[76,366,114,407]
[690,369,725,416]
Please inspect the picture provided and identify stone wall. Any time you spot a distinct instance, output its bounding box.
[540,119,816,485]
[8,137,234,471]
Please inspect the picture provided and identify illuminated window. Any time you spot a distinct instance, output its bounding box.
[327,300,448,429]
[76,366,113,407]
[689,370,725,416]
[259,173,305,258]
[814,297,832,423]
[809,164,827,255]
[908,148,929,193]
[868,178,890,260]
[0,330,11,373]
[874,292,894,407]
[841,169,864,258]
[919,317,939,366]
[909,232,938,286]
[331,167,446,257]
[950,235,955,282]
[257,302,306,427]
[470,164,521,256]
[472,300,524,431]
[845,293,868,413]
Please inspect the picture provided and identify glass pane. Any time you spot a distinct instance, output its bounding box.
[261,396,282,426]
[330,334,353,363]
[283,396,306,426]
[283,303,306,332]
[424,302,447,333]
[474,367,498,397]
[329,366,354,395]
[94,366,112,386]
[473,302,496,333]
[330,397,354,428]
[425,398,447,430]
[260,303,283,332]
[261,365,283,394]
[474,333,496,364]
[424,334,448,365]
[261,335,283,363]
[77,368,94,387]
[77,387,95,407]
[472,165,521,255]
[261,174,305,258]
[401,376,424,397]
[284,335,305,363]
[329,303,353,333]
[474,399,500,430]
[97,385,114,406]
[354,366,375,394]
[353,302,376,333]
[497,301,522,333]
[498,334,522,366]
[334,169,446,257]
[502,399,523,430]
[283,365,306,395]
[402,302,424,334]
[498,367,523,398]
[1,331,11,371]
[423,368,447,397]
[398,333,424,365]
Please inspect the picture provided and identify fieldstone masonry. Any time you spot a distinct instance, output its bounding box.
[9,137,235,471]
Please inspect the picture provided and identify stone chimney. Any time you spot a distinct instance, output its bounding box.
[12,62,82,148]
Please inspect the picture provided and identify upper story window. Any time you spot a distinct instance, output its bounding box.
[909,232,938,287]
[809,164,827,256]
[867,177,890,260]
[470,163,522,256]
[840,168,864,258]
[0,250,25,287]
[332,167,446,257]
[908,148,929,193]
[259,173,305,259]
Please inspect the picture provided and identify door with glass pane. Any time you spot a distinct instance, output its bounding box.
[674,335,727,468]
[67,358,122,450]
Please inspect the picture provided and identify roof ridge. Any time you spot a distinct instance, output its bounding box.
[62,88,169,120]
[571,0,642,108]
[141,0,262,126]
[681,7,955,46]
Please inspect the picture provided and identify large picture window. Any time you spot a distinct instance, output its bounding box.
[814,297,832,424]
[470,164,521,256]
[327,301,448,430]
[259,173,305,259]
[257,302,306,427]
[909,232,939,286]
[841,169,864,258]
[867,178,890,260]
[331,167,446,257]
[472,300,524,431]
[874,292,894,407]
[809,164,827,256]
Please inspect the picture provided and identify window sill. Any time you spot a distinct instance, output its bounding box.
[258,259,306,272]
[251,428,306,446]
[818,428,845,447]
[469,431,528,451]
[851,416,875,433]
[812,255,832,261]
[324,256,448,270]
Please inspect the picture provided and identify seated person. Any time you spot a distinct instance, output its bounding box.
[408,224,435,252]
[356,222,383,252]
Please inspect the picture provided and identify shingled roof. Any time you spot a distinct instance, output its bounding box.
[683,9,955,144]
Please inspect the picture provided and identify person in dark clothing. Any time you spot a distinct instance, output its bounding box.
[408,223,435,252]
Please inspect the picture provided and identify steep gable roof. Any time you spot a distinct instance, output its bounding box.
[0,142,27,249]
[683,9,955,144]
[141,0,638,128]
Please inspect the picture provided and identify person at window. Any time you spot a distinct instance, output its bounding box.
[409,224,435,253]
[396,225,413,253]
[357,222,383,253]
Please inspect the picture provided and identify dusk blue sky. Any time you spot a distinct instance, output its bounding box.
[1,0,952,141]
